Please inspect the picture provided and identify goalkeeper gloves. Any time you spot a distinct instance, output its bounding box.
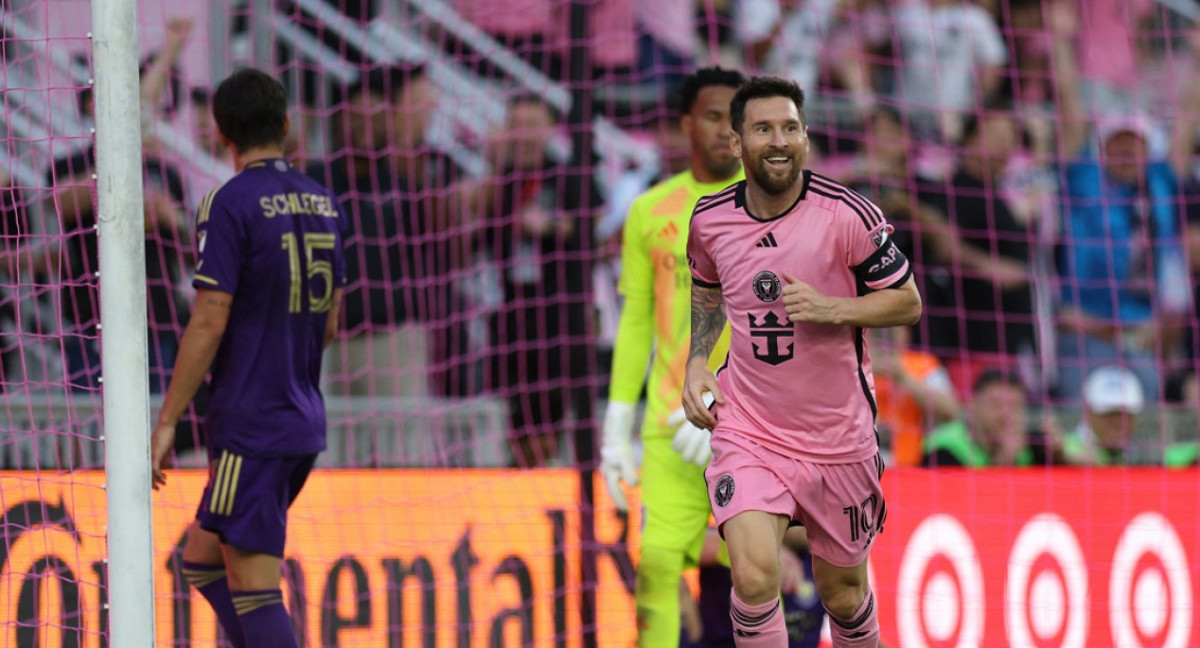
[599,401,639,511]
[668,392,715,467]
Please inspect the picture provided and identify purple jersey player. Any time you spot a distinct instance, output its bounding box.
[151,68,345,648]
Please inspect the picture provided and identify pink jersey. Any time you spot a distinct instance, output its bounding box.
[687,172,911,464]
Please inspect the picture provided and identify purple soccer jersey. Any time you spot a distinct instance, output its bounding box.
[193,158,346,457]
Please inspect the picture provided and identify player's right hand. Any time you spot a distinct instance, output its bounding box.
[682,358,723,431]
[599,401,639,511]
[150,421,176,491]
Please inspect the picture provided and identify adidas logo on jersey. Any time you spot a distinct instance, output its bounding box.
[755,232,779,248]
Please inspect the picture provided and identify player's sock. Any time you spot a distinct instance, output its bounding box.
[232,589,297,648]
[635,545,684,648]
[182,561,245,648]
[826,588,879,648]
[730,589,787,647]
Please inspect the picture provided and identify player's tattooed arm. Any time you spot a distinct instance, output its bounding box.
[204,293,232,309]
[689,282,727,364]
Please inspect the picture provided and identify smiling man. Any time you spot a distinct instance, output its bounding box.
[682,76,921,648]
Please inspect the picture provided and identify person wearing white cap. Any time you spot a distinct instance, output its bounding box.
[1061,366,1145,466]
[1048,5,1190,405]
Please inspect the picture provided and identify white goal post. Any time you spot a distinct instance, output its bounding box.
[91,0,156,643]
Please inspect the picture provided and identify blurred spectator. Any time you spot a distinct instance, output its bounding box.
[311,64,474,399]
[734,0,875,114]
[1164,441,1199,467]
[870,326,960,466]
[839,106,992,367]
[915,107,1038,396]
[139,17,191,133]
[1000,0,1054,110]
[1050,10,1190,404]
[185,87,237,216]
[886,0,1008,141]
[1060,366,1144,466]
[1073,0,1155,114]
[680,527,825,648]
[636,0,693,88]
[1163,369,1200,469]
[449,0,564,79]
[923,370,1065,467]
[190,88,231,164]
[0,170,31,390]
[1172,35,1200,388]
[1163,366,1199,468]
[839,106,944,300]
[1126,3,1197,123]
[589,0,639,79]
[1025,1,1190,127]
[50,48,191,394]
[475,93,602,467]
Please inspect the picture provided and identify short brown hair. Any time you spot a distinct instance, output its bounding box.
[730,76,806,134]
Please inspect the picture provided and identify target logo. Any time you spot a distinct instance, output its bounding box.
[897,514,985,648]
[1005,514,1089,648]
[1109,512,1192,648]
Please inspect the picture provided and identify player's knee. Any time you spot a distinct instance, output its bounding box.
[181,521,223,565]
[222,546,283,592]
[820,581,868,621]
[730,556,779,604]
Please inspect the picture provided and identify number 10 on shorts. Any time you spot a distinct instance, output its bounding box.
[843,493,885,546]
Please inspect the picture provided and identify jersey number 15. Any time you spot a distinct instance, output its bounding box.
[281,232,337,313]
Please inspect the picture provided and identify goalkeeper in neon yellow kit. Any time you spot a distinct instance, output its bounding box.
[600,67,746,647]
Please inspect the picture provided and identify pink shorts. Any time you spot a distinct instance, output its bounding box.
[705,432,886,568]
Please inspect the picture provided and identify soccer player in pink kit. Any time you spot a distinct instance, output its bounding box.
[682,77,921,647]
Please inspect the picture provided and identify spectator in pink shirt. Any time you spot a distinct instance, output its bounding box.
[1074,0,1153,112]
[449,0,564,78]
[636,0,694,88]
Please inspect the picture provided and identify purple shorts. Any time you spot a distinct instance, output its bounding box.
[196,449,317,557]
[705,432,886,568]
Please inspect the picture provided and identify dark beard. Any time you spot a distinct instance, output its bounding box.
[749,155,802,195]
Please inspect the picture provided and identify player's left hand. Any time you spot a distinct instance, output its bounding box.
[782,273,838,324]
[150,421,176,490]
[667,394,714,467]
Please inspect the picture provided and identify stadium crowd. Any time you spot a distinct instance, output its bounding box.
[1,0,1199,471]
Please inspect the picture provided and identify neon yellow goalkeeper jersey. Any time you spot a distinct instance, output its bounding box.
[610,169,740,438]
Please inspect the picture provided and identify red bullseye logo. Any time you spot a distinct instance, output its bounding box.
[898,515,984,648]
[1005,514,1089,648]
[1109,512,1191,648]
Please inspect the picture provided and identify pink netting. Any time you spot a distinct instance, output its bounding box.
[4,0,1200,645]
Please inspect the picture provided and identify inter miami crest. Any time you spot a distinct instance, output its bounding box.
[714,475,735,507]
[752,270,782,303]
